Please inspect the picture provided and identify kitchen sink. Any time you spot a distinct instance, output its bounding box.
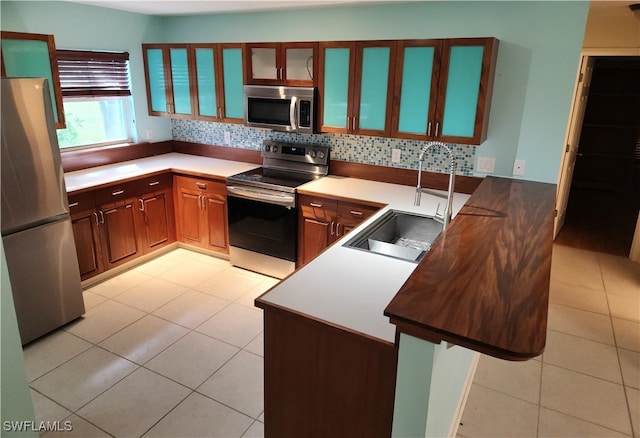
[344,209,443,262]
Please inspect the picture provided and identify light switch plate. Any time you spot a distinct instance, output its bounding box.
[391,148,401,163]
[476,156,495,173]
[224,131,231,145]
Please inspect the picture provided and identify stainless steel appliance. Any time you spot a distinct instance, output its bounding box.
[244,85,316,134]
[1,78,85,345]
[227,140,330,278]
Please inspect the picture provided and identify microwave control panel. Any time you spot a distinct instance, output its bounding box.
[299,100,311,128]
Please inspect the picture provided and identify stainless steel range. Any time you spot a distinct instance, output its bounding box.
[226,140,330,279]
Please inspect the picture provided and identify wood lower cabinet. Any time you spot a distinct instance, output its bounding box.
[99,199,142,269]
[174,174,228,253]
[257,304,397,438]
[298,193,381,265]
[68,172,175,280]
[69,192,105,281]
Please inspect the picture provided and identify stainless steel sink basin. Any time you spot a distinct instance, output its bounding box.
[343,209,443,262]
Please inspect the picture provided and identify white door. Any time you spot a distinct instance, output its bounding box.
[554,56,595,238]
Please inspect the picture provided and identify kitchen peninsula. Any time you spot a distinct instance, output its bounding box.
[63,150,555,438]
[256,174,555,437]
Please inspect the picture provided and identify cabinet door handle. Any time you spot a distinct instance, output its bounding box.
[148,181,160,186]
[330,221,336,236]
[98,210,105,224]
[336,222,343,237]
[196,182,207,190]
[92,212,99,226]
[139,199,145,211]
[310,202,323,208]
[427,121,432,137]
[350,210,364,217]
[434,122,440,137]
[112,189,124,196]
[69,201,79,208]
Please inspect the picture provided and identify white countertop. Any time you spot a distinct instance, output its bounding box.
[64,152,259,193]
[260,176,470,344]
[65,153,470,344]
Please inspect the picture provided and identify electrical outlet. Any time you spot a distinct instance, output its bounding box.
[476,156,495,173]
[391,148,401,163]
[224,131,231,145]
[146,129,153,140]
[513,159,526,176]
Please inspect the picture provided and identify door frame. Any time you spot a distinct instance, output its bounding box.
[555,48,640,262]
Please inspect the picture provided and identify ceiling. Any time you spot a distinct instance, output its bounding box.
[65,0,396,16]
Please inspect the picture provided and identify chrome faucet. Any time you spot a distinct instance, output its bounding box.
[414,141,457,230]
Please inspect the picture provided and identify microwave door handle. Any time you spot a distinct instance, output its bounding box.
[289,96,298,131]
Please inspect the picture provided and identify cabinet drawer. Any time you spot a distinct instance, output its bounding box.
[175,175,226,199]
[94,180,139,205]
[68,191,96,216]
[135,172,172,194]
[337,201,379,227]
[299,195,338,221]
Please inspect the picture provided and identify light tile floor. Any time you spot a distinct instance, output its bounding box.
[23,245,640,437]
[25,248,276,438]
[459,244,640,438]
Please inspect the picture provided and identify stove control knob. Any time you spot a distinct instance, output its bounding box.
[317,151,325,160]
[308,150,317,158]
[272,146,278,153]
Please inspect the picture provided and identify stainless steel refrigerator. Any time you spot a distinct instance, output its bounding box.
[1,77,85,345]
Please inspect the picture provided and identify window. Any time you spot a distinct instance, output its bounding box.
[55,49,135,149]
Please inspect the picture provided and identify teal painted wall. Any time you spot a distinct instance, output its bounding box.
[164,1,589,183]
[0,1,173,143]
[1,242,37,438]
[1,1,589,183]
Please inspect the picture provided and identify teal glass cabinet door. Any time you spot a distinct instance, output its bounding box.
[440,44,484,138]
[169,47,192,116]
[436,38,499,145]
[395,43,438,137]
[194,47,218,118]
[320,45,352,131]
[144,47,168,115]
[358,46,392,132]
[222,47,244,120]
[1,31,64,127]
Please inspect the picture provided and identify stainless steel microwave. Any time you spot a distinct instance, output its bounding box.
[244,85,316,134]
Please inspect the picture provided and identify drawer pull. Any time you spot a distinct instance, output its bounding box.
[69,202,79,208]
[350,210,364,217]
[148,181,160,186]
[112,190,124,196]
[310,202,323,208]
[196,182,207,190]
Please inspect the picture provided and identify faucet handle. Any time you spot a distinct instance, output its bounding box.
[434,202,445,224]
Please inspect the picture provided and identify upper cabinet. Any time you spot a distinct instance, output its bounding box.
[142,43,245,122]
[318,41,396,137]
[143,44,193,118]
[245,42,317,86]
[1,31,65,128]
[192,44,245,122]
[392,38,499,145]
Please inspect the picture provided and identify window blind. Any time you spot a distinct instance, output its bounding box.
[56,50,130,97]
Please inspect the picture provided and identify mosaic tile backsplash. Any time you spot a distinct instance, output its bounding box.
[172,119,476,176]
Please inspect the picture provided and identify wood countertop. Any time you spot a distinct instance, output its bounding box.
[384,176,556,360]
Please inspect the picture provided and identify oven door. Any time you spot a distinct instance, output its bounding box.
[227,192,297,262]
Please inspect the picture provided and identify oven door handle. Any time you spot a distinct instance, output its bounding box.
[289,96,298,131]
[227,185,295,208]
